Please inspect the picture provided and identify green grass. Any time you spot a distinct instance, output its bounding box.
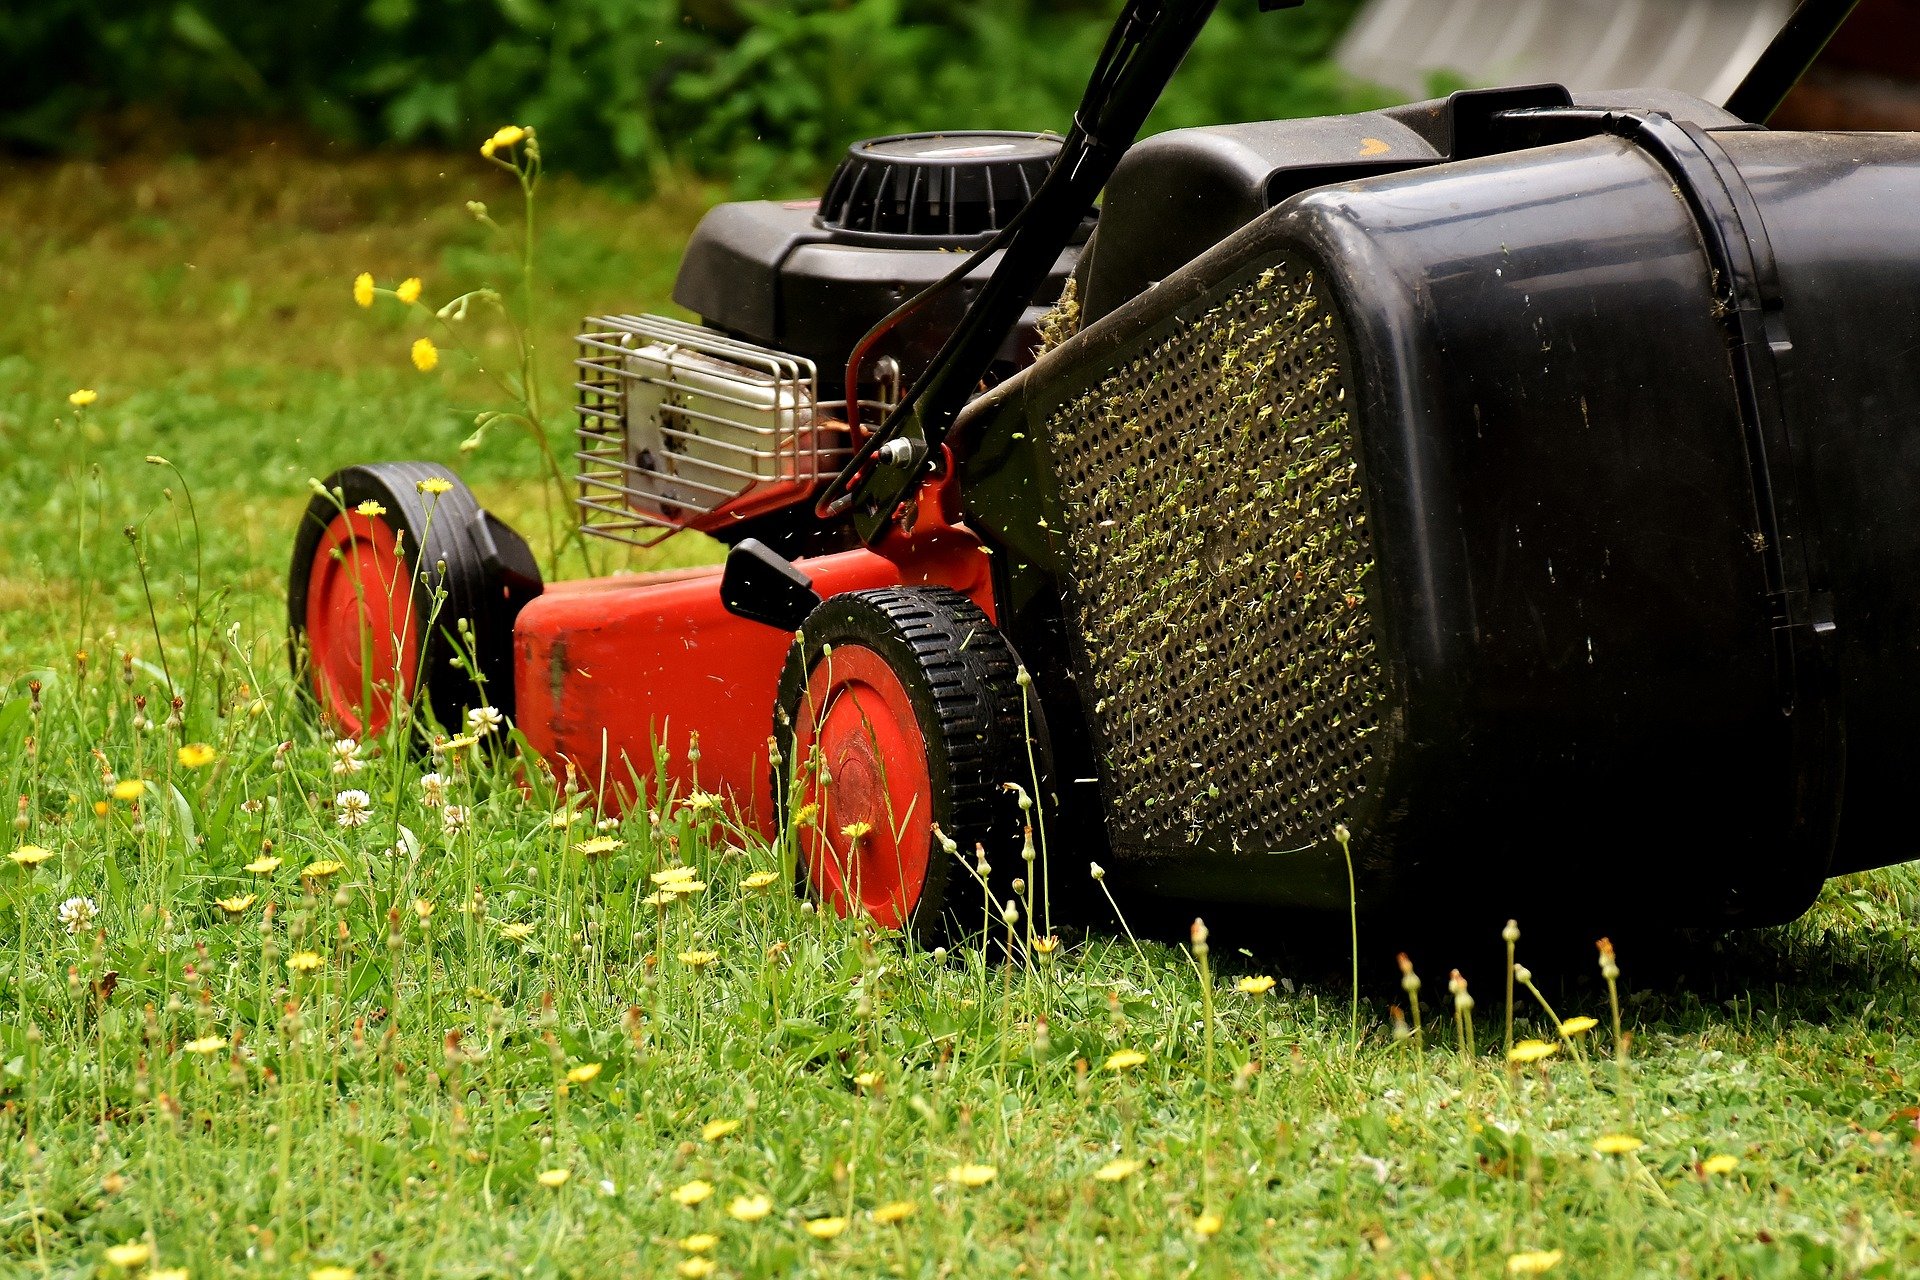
[4,147,1920,1279]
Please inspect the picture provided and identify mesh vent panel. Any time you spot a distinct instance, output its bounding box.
[1046,265,1383,856]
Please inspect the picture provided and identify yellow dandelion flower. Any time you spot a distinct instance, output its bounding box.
[216,894,256,915]
[672,1179,714,1207]
[310,1267,356,1280]
[651,865,699,885]
[1033,934,1061,956]
[354,499,387,518]
[1193,1212,1224,1238]
[112,779,147,801]
[728,1194,772,1221]
[177,743,218,769]
[1701,1154,1740,1175]
[641,891,674,908]
[1508,1039,1560,1065]
[9,845,54,868]
[700,1118,740,1142]
[853,1070,882,1091]
[497,921,536,942]
[873,1200,915,1224]
[678,949,718,968]
[1235,975,1276,995]
[1104,1049,1147,1072]
[575,836,621,858]
[69,388,100,407]
[484,125,528,155]
[395,277,423,304]
[412,898,434,921]
[1093,1157,1144,1182]
[676,1260,715,1279]
[301,859,345,883]
[105,1241,153,1268]
[1593,1133,1644,1156]
[1506,1249,1565,1275]
[947,1163,997,1188]
[411,337,439,372]
[537,1168,571,1188]
[93,800,110,818]
[184,1035,227,1056]
[417,476,453,496]
[804,1216,848,1240]
[353,272,375,308]
[680,1233,718,1254]
[1559,1016,1599,1037]
[566,1062,603,1084]
[665,879,707,897]
[245,855,282,874]
[287,951,324,974]
[741,870,780,891]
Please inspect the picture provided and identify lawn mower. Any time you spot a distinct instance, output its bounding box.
[291,0,1920,939]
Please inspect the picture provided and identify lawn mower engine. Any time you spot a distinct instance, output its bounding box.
[291,0,1920,940]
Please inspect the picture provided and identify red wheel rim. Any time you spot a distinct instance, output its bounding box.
[790,645,935,929]
[304,511,421,738]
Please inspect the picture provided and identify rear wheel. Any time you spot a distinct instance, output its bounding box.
[774,587,1044,943]
[287,463,539,739]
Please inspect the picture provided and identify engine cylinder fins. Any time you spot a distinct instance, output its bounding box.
[817,131,1062,244]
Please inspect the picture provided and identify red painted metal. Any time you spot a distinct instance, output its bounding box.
[304,511,419,739]
[513,468,994,833]
[789,644,934,927]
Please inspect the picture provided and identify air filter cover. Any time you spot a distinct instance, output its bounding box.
[817,131,1060,243]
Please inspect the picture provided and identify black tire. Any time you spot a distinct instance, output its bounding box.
[287,462,541,737]
[773,587,1050,945]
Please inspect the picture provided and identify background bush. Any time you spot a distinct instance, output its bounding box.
[6,0,1381,190]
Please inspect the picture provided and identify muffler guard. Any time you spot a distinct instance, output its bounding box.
[959,112,1920,927]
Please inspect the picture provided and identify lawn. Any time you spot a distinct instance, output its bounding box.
[2,142,1919,1278]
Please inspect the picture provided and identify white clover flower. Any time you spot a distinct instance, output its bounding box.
[442,804,469,836]
[466,706,503,737]
[335,789,373,828]
[419,772,448,809]
[58,896,99,934]
[331,737,365,776]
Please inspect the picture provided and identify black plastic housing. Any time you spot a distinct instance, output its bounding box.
[673,197,1083,399]
[954,94,1920,929]
[1076,86,1743,325]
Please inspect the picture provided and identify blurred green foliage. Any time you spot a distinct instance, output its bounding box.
[9,0,1382,190]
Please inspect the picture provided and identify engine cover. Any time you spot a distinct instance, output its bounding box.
[673,132,1085,399]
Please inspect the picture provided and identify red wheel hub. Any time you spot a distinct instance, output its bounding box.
[790,645,935,929]
[304,511,420,738]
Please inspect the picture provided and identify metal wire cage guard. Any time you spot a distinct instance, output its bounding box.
[573,315,849,546]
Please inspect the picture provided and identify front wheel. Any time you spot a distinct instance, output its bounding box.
[287,462,539,739]
[773,587,1046,944]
